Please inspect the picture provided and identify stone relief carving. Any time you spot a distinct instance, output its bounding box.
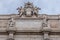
[42,18,48,27]
[17,6,24,17]
[24,7,33,17]
[17,2,41,17]
[42,22,47,27]
[7,19,16,40]
[43,32,50,40]
[7,32,15,40]
[33,7,41,17]
[9,17,15,27]
[7,18,15,40]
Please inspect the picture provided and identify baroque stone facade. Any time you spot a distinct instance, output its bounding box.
[0,2,60,40]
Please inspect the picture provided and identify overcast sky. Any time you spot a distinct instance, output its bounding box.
[0,0,60,15]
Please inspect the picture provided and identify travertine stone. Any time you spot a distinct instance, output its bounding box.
[7,17,16,40]
[0,2,60,40]
[17,2,40,17]
[7,32,15,40]
[48,20,59,28]
[43,32,50,40]
[7,27,16,40]
[15,20,43,32]
[9,17,15,27]
[15,35,43,40]
[7,38,14,40]
[7,17,16,32]
[0,20,8,28]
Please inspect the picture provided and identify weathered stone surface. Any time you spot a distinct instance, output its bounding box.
[0,20,8,28]
[15,35,43,40]
[0,2,60,40]
[15,20,43,32]
[48,20,59,28]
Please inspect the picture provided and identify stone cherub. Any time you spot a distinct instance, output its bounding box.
[33,7,41,17]
[17,6,24,17]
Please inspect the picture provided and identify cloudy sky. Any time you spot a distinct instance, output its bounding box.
[0,0,60,15]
